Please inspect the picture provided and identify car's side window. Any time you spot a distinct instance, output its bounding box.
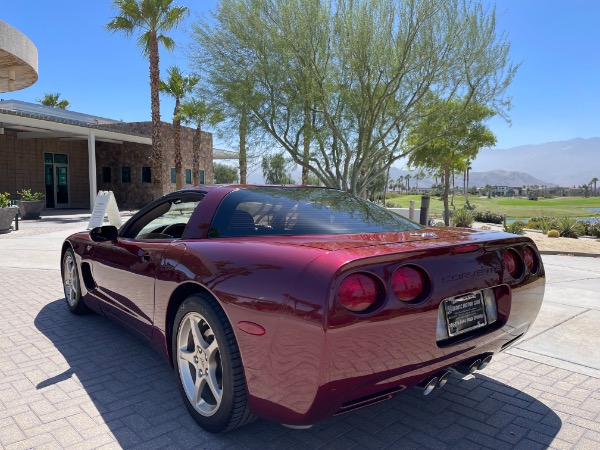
[123,197,203,240]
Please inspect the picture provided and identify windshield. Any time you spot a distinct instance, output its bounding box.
[209,187,421,237]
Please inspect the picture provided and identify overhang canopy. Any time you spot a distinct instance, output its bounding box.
[0,21,38,93]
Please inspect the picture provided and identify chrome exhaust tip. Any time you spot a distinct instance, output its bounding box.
[281,424,313,430]
[456,358,481,375]
[478,355,493,370]
[418,376,439,396]
[436,371,451,388]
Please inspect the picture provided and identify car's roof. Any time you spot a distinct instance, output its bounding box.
[179,184,340,193]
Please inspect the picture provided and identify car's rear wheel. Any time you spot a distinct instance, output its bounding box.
[172,294,255,432]
[61,248,88,314]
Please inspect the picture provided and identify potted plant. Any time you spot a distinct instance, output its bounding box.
[0,192,18,233]
[17,189,45,220]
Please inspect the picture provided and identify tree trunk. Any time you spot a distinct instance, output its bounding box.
[239,109,248,184]
[465,166,471,209]
[451,169,455,207]
[443,164,450,226]
[302,104,310,184]
[174,99,183,189]
[192,124,202,185]
[149,33,163,199]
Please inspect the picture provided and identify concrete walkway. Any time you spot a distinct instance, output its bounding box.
[1,214,599,449]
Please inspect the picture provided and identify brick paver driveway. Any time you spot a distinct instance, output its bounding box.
[1,249,599,448]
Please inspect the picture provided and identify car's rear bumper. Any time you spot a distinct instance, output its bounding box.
[244,276,545,425]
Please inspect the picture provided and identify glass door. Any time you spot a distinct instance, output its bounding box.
[55,164,70,208]
[45,163,55,208]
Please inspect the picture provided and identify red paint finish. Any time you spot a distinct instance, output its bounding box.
[62,186,546,429]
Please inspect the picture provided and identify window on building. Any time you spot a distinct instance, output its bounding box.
[142,167,152,183]
[199,170,205,185]
[122,167,131,183]
[54,154,68,164]
[102,167,112,183]
[171,168,176,183]
[185,169,192,184]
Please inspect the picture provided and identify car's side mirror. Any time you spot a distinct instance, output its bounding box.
[90,225,119,242]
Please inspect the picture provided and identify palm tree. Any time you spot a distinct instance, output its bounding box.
[159,66,199,189]
[36,93,70,109]
[106,0,189,198]
[178,98,223,186]
[590,177,598,196]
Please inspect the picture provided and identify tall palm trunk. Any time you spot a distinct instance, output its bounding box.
[192,124,202,185]
[173,98,183,189]
[149,33,163,199]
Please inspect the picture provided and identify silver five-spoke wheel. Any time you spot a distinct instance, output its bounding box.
[63,252,79,307]
[172,295,255,432]
[61,248,87,314]
[177,311,223,417]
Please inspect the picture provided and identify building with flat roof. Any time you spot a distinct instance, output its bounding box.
[0,100,236,210]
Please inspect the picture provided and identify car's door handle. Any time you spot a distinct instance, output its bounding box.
[141,253,151,262]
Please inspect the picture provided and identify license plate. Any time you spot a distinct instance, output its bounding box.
[444,292,487,337]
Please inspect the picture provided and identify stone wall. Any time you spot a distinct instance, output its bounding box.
[95,121,213,210]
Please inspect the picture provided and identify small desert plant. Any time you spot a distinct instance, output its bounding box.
[451,209,474,228]
[505,221,525,235]
[527,216,558,233]
[473,210,503,224]
[17,189,44,201]
[0,192,11,208]
[556,217,585,239]
[547,229,560,238]
[589,222,600,238]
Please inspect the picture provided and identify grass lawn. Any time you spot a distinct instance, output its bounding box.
[386,194,600,220]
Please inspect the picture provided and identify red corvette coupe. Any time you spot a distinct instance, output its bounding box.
[61,185,545,432]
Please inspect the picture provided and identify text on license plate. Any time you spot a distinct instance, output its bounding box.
[444,292,487,337]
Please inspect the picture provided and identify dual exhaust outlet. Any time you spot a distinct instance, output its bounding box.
[418,354,493,396]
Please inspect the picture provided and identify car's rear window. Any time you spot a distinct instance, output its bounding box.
[209,187,421,237]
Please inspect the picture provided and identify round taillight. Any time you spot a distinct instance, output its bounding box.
[503,249,523,279]
[337,273,379,313]
[523,246,539,274]
[392,266,427,302]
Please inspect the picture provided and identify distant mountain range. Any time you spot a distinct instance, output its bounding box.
[470,137,599,187]
[387,168,554,189]
[247,137,598,187]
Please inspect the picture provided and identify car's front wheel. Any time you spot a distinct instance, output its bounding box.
[61,248,88,314]
[172,294,255,432]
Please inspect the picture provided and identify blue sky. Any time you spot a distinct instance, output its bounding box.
[3,0,600,151]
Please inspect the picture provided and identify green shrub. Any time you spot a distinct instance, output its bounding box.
[473,210,503,224]
[0,192,10,208]
[451,209,474,228]
[18,189,44,201]
[504,221,525,235]
[589,222,600,238]
[557,217,585,239]
[547,229,560,238]
[527,216,558,233]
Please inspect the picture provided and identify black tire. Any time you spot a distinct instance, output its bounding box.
[172,294,255,433]
[61,248,88,314]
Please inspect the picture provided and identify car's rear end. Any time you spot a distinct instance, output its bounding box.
[206,187,544,427]
[251,228,544,426]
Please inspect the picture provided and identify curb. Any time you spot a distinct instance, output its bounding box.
[539,250,600,258]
